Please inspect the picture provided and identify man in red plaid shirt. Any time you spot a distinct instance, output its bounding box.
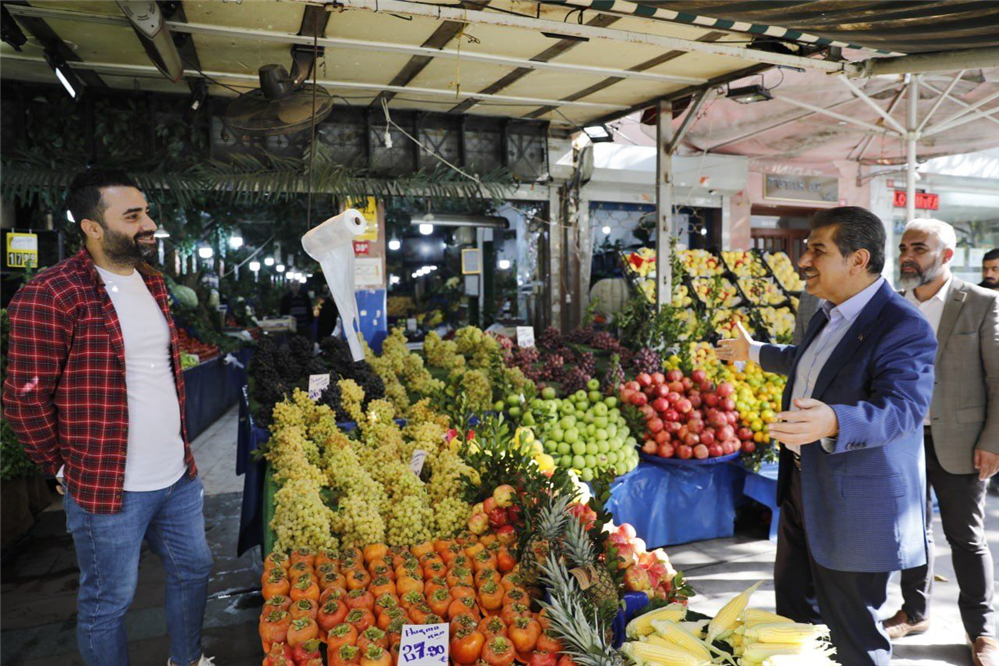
[3,170,214,666]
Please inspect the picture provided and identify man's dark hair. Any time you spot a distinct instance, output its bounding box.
[984,248,999,263]
[65,170,140,238]
[809,206,886,275]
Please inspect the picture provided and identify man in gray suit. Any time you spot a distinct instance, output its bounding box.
[792,291,821,346]
[886,218,999,666]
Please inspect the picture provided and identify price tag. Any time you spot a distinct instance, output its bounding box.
[399,623,448,665]
[516,326,535,348]
[308,373,330,401]
[409,449,429,476]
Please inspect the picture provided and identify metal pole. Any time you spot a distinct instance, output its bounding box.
[906,76,918,222]
[656,100,673,311]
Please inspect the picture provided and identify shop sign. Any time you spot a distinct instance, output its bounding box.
[6,231,38,268]
[893,191,939,210]
[516,326,535,348]
[353,241,371,255]
[763,174,838,204]
[461,249,481,275]
[354,257,384,287]
[308,373,330,401]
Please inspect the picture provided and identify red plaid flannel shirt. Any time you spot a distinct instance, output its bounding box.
[2,248,196,514]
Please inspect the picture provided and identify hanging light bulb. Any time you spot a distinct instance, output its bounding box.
[154,228,171,238]
[419,223,434,236]
[249,261,261,272]
[264,257,275,267]
[276,264,286,273]
[388,239,401,251]
[229,234,244,249]
[198,246,214,259]
[498,259,511,270]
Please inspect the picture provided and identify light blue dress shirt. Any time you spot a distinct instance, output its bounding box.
[751,277,886,456]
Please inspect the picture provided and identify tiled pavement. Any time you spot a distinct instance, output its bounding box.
[1,404,995,664]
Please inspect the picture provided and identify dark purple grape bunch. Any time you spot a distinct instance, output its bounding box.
[631,347,663,376]
[537,326,564,352]
[603,354,625,395]
[538,353,566,382]
[577,351,596,377]
[561,367,592,396]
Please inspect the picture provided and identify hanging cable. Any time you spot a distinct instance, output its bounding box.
[306,31,320,227]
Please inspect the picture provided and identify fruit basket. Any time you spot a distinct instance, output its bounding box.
[720,250,768,279]
[689,276,742,309]
[735,277,791,308]
[678,249,725,278]
[763,250,806,294]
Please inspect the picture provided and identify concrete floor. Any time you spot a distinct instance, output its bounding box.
[1,404,996,665]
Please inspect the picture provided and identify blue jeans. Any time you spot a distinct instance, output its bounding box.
[64,474,214,666]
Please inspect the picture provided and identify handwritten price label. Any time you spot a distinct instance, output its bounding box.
[409,449,429,477]
[308,373,330,401]
[399,623,448,665]
[516,326,535,348]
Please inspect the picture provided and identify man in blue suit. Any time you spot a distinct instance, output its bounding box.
[717,207,936,665]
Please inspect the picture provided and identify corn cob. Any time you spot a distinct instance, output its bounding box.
[707,581,763,642]
[742,622,829,645]
[621,640,712,666]
[740,609,794,627]
[761,655,838,665]
[739,641,837,665]
[650,620,714,662]
[625,602,688,639]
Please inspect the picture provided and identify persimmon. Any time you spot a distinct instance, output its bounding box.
[368,562,394,581]
[396,576,424,598]
[320,571,347,592]
[288,598,319,622]
[502,588,528,607]
[536,629,563,654]
[478,580,504,611]
[262,570,291,601]
[451,628,486,665]
[284,617,318,648]
[289,562,318,585]
[450,585,476,602]
[400,590,425,610]
[320,585,347,605]
[407,602,433,624]
[290,548,316,569]
[377,606,406,632]
[264,551,290,574]
[326,623,358,654]
[425,576,448,599]
[464,542,485,560]
[451,612,479,635]
[373,593,400,617]
[448,567,474,588]
[363,544,388,564]
[411,541,434,559]
[509,616,541,653]
[346,588,375,612]
[449,595,480,621]
[478,615,507,640]
[482,636,515,666]
[345,608,375,633]
[315,549,339,571]
[500,603,530,628]
[259,610,291,653]
[291,638,322,665]
[346,569,371,591]
[289,574,320,603]
[472,550,498,573]
[357,626,388,654]
[368,576,396,599]
[474,568,498,588]
[424,560,447,580]
[496,547,517,574]
[449,554,471,572]
[317,598,349,636]
[332,643,361,666]
[261,594,292,619]
[499,572,524,592]
[359,645,392,666]
[262,641,292,666]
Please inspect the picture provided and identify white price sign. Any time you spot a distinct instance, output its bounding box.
[409,449,429,477]
[516,326,535,348]
[399,623,448,665]
[308,373,330,401]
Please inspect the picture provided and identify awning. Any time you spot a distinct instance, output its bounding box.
[617,1,999,54]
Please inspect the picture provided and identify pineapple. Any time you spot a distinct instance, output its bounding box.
[561,517,622,630]
[519,493,573,587]
[539,556,625,666]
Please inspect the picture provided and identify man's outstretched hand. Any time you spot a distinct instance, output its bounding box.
[769,398,839,447]
[715,321,753,363]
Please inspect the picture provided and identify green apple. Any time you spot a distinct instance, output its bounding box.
[571,441,586,456]
[556,442,570,456]
[541,386,556,400]
[587,378,600,391]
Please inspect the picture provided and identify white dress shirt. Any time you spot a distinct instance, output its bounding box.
[751,277,886,457]
[904,275,952,425]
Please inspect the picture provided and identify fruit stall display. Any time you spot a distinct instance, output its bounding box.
[763,251,805,293]
[257,385,697,666]
[178,328,220,367]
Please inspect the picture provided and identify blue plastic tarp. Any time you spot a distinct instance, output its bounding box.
[606,460,740,548]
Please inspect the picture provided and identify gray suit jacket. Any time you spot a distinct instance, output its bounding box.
[792,292,822,346]
[904,278,999,474]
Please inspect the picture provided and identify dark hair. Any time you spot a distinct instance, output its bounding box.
[809,206,886,275]
[65,170,140,238]
[985,248,999,263]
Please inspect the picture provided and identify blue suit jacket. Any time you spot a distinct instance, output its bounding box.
[759,280,937,573]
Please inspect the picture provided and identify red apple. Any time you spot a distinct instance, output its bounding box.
[676,398,692,414]
[700,380,715,393]
[621,388,635,404]
[691,369,707,384]
[637,373,652,388]
[666,391,681,405]
[632,392,648,407]
[483,497,498,514]
[666,369,683,383]
[624,565,652,594]
[677,425,689,442]
[689,394,702,409]
[722,398,737,412]
[726,411,739,425]
[654,430,670,445]
[639,404,655,419]
[709,443,723,458]
[664,408,679,423]
[687,418,704,434]
[690,409,704,422]
[496,524,517,545]
[730,439,742,452]
[647,418,664,434]
[617,523,638,540]
[717,424,735,441]
[681,377,694,392]
[652,398,669,413]
[700,430,715,446]
[704,393,719,408]
[693,444,709,460]
[709,411,728,429]
[743,441,756,454]
[641,440,657,455]
[684,432,701,447]
[668,381,685,394]
[626,381,641,392]
[665,420,681,434]
[651,372,665,386]
[655,385,671,400]
[717,382,735,398]
[738,426,754,441]
[657,442,675,458]
[677,445,693,460]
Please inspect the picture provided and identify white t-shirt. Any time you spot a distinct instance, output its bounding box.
[96,266,187,491]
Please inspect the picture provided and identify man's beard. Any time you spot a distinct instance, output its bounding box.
[102,227,156,266]
[982,277,999,289]
[898,258,944,290]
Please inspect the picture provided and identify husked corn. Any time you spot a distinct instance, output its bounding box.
[742,622,829,646]
[740,609,794,627]
[707,581,763,642]
[626,603,688,639]
[621,640,712,665]
[650,620,713,662]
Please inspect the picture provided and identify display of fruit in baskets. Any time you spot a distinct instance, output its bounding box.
[177,329,219,362]
[536,379,640,481]
[671,283,693,308]
[624,248,657,278]
[691,277,741,308]
[711,310,756,340]
[765,251,806,292]
[737,277,787,306]
[679,249,724,277]
[721,250,768,278]
[757,306,795,342]
[622,368,749,460]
